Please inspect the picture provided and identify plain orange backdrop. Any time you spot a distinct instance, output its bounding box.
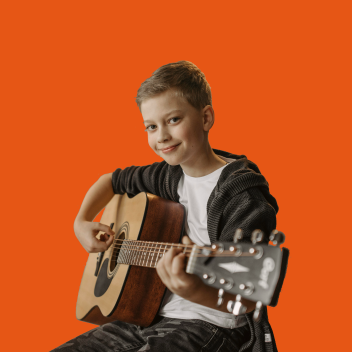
[1,1,351,351]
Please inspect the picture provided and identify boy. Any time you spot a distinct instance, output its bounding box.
[54,61,279,351]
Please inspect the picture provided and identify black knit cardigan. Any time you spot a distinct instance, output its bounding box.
[112,149,280,352]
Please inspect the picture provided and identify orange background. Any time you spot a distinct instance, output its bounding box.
[1,1,351,351]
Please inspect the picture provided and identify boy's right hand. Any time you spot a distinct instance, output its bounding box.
[74,220,115,253]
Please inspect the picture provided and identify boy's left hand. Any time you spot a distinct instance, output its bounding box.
[156,236,205,301]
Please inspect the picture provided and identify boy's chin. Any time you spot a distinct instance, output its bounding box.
[162,158,180,166]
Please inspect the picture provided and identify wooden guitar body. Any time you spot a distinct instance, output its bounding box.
[76,192,185,327]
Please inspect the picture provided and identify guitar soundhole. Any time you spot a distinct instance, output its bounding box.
[110,231,125,272]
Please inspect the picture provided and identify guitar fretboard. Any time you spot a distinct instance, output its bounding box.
[114,239,192,268]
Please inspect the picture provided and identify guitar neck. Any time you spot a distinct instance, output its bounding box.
[113,239,193,268]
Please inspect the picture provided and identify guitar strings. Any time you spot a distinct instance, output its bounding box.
[109,246,253,260]
[111,248,250,258]
[109,256,255,270]
[110,251,253,260]
[107,239,247,258]
[106,238,245,256]
[110,238,217,251]
[109,240,244,254]
[111,242,200,254]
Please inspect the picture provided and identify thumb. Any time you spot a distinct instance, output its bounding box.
[182,235,194,245]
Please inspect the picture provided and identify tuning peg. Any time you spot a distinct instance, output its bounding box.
[233,229,243,243]
[251,229,264,244]
[216,288,225,307]
[269,230,285,246]
[211,243,224,253]
[227,294,247,315]
[202,273,216,284]
[253,301,263,322]
[239,282,254,295]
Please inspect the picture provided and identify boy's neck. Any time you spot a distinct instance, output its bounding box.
[180,145,227,178]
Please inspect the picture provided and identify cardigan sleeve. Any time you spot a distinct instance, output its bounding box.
[111,161,167,198]
[219,192,277,244]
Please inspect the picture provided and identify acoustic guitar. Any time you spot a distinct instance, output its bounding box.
[76,192,289,327]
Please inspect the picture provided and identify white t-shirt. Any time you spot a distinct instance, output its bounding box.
[158,155,247,328]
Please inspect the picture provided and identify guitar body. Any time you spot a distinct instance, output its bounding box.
[76,192,185,327]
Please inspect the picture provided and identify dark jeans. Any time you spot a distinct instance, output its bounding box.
[51,317,251,352]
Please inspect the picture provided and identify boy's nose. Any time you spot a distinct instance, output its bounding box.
[157,129,171,144]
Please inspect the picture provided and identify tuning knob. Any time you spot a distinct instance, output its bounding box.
[233,229,243,243]
[251,229,264,244]
[202,273,216,284]
[269,230,285,246]
[229,245,242,257]
[211,243,224,253]
[219,278,234,289]
[216,288,225,307]
[239,282,254,295]
[253,301,263,321]
[249,246,263,259]
[227,294,247,315]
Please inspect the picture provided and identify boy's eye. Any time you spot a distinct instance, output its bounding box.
[144,117,180,132]
[145,125,157,131]
[169,117,180,124]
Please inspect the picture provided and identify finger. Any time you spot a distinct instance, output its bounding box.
[182,236,194,245]
[105,234,114,247]
[171,252,188,276]
[99,233,113,242]
[94,223,115,236]
[94,233,114,251]
[163,247,182,272]
[156,254,171,284]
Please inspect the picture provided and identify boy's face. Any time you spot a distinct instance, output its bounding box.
[141,88,212,168]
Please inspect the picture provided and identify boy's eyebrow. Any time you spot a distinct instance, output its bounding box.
[143,109,182,124]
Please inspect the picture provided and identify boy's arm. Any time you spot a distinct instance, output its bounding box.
[157,237,257,315]
[157,193,277,315]
[74,173,116,253]
[75,161,169,253]
[111,161,174,200]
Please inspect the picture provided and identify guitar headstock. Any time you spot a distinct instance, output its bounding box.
[186,229,289,320]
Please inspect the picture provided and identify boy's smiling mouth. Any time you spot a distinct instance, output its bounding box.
[159,143,181,153]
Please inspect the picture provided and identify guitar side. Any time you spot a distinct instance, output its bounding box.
[76,192,185,327]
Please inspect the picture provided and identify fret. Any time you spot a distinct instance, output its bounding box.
[155,244,162,267]
[129,240,135,265]
[146,241,151,267]
[162,244,168,262]
[124,240,129,264]
[150,242,156,267]
[128,240,133,265]
[126,240,131,265]
[120,240,126,264]
[123,240,128,265]
[141,241,146,267]
[117,240,122,264]
[133,241,138,266]
[138,242,143,267]
[125,240,129,265]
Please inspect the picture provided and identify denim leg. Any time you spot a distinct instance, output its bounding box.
[51,318,251,352]
[135,318,251,352]
[51,320,145,352]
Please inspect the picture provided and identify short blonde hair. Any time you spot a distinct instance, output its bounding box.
[135,61,212,112]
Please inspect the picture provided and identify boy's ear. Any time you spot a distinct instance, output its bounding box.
[202,105,215,132]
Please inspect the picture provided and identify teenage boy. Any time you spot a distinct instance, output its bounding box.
[53,61,279,352]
